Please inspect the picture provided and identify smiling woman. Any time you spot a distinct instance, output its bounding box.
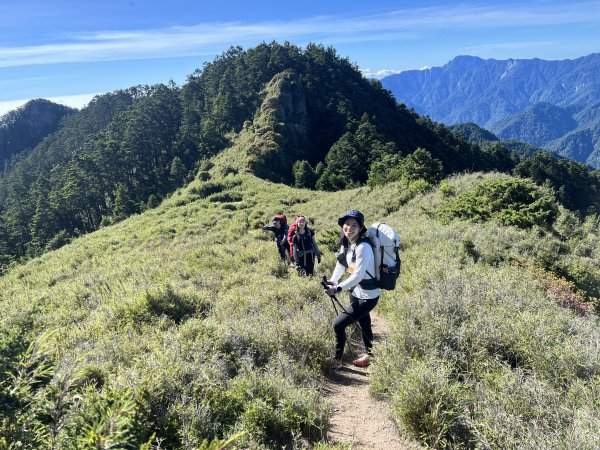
[324,209,381,369]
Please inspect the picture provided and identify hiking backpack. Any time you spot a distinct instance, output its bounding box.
[363,222,401,290]
[287,222,297,260]
[274,214,287,225]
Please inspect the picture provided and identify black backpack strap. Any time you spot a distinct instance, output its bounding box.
[336,245,349,268]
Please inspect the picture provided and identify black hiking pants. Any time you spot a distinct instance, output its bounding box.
[333,294,379,359]
[277,240,290,261]
[296,252,315,276]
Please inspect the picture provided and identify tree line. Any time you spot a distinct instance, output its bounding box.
[0,42,599,271]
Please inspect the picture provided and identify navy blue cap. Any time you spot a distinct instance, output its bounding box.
[338,210,365,228]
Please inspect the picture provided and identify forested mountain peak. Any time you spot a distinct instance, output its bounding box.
[448,122,499,146]
[490,102,579,146]
[0,99,75,163]
[1,42,599,272]
[381,53,600,127]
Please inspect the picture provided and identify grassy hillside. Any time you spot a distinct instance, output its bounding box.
[1,42,524,270]
[1,166,599,448]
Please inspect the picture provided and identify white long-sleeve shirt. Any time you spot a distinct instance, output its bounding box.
[331,241,380,299]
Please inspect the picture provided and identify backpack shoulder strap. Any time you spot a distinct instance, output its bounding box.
[336,244,349,268]
[352,237,373,260]
[352,237,376,280]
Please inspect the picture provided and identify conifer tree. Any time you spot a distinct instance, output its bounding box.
[169,156,187,187]
[401,148,444,184]
[292,160,317,189]
[112,183,137,221]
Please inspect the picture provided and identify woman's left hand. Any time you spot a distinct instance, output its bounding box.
[325,284,337,296]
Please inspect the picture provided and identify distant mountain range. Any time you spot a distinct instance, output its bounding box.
[381,53,600,168]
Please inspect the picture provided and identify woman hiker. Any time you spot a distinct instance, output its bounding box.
[323,210,379,369]
[290,215,322,276]
[262,214,290,262]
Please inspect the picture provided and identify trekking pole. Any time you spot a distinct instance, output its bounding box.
[321,276,368,358]
[320,276,342,315]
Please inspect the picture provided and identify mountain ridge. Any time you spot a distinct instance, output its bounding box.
[0,43,599,449]
[1,42,599,273]
[382,53,600,166]
[0,43,512,268]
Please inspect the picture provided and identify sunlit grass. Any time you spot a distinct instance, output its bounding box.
[1,170,599,448]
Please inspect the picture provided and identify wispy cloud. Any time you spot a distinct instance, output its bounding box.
[361,68,404,79]
[0,1,599,68]
[0,74,64,86]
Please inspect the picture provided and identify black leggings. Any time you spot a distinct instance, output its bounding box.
[296,252,315,276]
[277,241,290,260]
[333,294,379,359]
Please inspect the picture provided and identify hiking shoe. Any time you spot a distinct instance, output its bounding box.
[352,354,371,367]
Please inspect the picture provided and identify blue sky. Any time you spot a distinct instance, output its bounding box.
[1,0,599,115]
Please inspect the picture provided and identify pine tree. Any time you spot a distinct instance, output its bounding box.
[112,183,137,222]
[292,160,317,189]
[169,156,187,188]
[401,148,444,184]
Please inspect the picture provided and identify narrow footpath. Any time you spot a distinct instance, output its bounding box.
[323,312,422,450]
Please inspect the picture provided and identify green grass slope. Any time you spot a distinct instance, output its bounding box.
[1,168,599,448]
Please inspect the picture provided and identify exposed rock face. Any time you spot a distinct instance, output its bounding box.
[245,70,309,183]
[259,69,308,134]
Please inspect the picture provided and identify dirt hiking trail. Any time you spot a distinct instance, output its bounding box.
[323,312,422,450]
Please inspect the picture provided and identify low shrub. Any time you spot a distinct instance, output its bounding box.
[437,177,558,229]
[390,359,473,448]
[144,286,209,324]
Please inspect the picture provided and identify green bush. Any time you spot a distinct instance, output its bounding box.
[190,179,241,199]
[437,177,558,228]
[390,359,472,448]
[208,192,243,203]
[553,260,600,300]
[144,285,209,324]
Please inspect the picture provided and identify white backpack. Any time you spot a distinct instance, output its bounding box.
[364,222,401,290]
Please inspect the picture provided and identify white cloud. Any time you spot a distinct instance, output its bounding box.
[0,99,28,117]
[0,93,99,117]
[0,1,599,68]
[361,68,404,79]
[361,65,433,79]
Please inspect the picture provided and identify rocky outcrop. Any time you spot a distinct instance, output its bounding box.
[244,70,309,183]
